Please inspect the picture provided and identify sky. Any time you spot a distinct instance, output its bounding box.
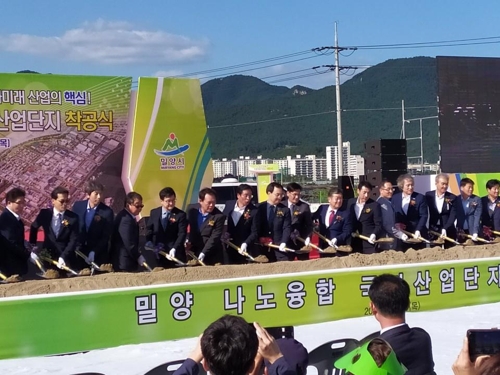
[1,0,500,89]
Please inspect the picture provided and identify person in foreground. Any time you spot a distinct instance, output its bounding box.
[335,337,407,374]
[173,315,296,375]
[369,274,436,375]
[452,336,500,375]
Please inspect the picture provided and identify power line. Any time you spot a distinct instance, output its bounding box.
[208,106,437,129]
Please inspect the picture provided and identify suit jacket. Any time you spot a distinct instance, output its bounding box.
[347,198,382,238]
[425,191,456,233]
[380,324,436,375]
[146,206,187,262]
[454,194,482,235]
[377,196,397,238]
[222,200,258,246]
[111,209,140,272]
[29,208,79,263]
[252,202,291,245]
[187,206,225,265]
[72,200,114,262]
[285,200,313,250]
[312,205,352,246]
[481,196,500,232]
[392,192,429,237]
[0,209,30,275]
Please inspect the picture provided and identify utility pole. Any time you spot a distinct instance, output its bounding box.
[335,22,343,178]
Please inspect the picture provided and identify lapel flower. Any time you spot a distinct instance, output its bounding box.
[471,201,478,207]
[276,210,284,217]
[243,210,251,220]
[61,219,69,227]
[169,215,176,223]
[208,219,215,226]
[365,208,371,214]
[410,199,416,206]
[496,202,500,208]
[293,210,300,216]
[445,198,452,204]
[335,215,343,222]
[94,215,101,222]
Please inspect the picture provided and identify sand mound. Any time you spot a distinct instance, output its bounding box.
[1,243,500,298]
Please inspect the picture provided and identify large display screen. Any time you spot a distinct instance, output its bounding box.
[437,56,500,173]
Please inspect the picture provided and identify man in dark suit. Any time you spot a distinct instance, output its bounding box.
[481,179,500,234]
[111,192,145,272]
[252,182,291,262]
[146,187,187,267]
[369,274,436,375]
[29,186,80,270]
[377,179,408,251]
[392,174,429,250]
[312,187,352,257]
[187,188,225,266]
[222,184,257,264]
[0,188,32,276]
[347,181,382,254]
[72,181,114,268]
[425,173,456,247]
[455,177,482,243]
[284,183,313,261]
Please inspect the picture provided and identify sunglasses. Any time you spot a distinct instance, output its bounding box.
[57,199,69,204]
[133,204,144,208]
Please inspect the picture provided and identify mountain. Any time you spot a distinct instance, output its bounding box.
[202,56,439,162]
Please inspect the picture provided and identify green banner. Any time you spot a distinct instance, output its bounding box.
[0,73,132,214]
[123,77,213,212]
[1,257,500,359]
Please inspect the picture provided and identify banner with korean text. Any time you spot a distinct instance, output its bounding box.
[123,77,213,213]
[0,73,133,217]
[1,257,500,359]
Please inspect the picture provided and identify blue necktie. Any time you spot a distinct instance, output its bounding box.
[55,213,62,236]
[162,212,170,230]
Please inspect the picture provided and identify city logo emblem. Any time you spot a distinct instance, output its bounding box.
[155,133,189,171]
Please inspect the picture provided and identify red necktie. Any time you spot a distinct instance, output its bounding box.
[329,210,335,226]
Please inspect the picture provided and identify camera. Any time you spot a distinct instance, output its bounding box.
[467,328,500,361]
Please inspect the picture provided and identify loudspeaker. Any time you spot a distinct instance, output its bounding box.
[365,154,407,171]
[366,171,405,188]
[338,176,355,200]
[364,139,407,155]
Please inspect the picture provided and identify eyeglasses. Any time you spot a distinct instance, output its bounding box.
[13,200,25,205]
[134,204,144,208]
[381,188,395,192]
[57,199,69,204]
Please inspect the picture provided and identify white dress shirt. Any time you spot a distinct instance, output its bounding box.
[402,195,411,215]
[354,201,364,219]
[231,203,246,225]
[325,207,337,226]
[380,322,407,335]
[52,208,65,234]
[6,207,20,221]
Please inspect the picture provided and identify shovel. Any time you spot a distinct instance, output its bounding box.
[352,232,394,244]
[265,243,296,253]
[313,229,354,253]
[186,250,207,266]
[75,250,102,275]
[144,245,186,267]
[458,231,491,244]
[429,230,460,246]
[40,255,79,276]
[223,239,262,262]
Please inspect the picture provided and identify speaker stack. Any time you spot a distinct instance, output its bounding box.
[364,139,407,199]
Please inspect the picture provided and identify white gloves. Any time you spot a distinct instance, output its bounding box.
[304,237,311,246]
[240,243,248,254]
[441,229,447,238]
[145,241,154,249]
[88,251,95,263]
[328,238,337,247]
[400,233,409,242]
[57,257,66,269]
[278,243,287,252]
[198,253,206,262]
[471,233,478,241]
[169,248,176,258]
[137,255,146,266]
[414,230,421,239]
[30,252,39,262]
[368,234,376,245]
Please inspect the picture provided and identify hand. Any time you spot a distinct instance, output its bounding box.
[188,334,204,363]
[198,253,205,262]
[253,322,283,364]
[31,245,38,254]
[471,233,478,241]
[30,252,40,262]
[88,251,95,263]
[57,257,66,270]
[240,242,248,254]
[278,243,287,252]
[145,241,154,249]
[328,238,337,247]
[452,336,489,375]
[368,234,376,245]
[414,230,421,239]
[137,255,146,266]
[169,248,176,258]
[304,237,311,246]
[441,229,447,238]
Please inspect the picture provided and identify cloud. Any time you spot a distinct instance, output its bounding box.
[153,69,184,77]
[0,19,209,65]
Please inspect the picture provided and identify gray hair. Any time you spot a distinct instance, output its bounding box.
[397,174,414,189]
[435,173,449,184]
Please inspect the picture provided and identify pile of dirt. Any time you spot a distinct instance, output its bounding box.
[2,243,500,298]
